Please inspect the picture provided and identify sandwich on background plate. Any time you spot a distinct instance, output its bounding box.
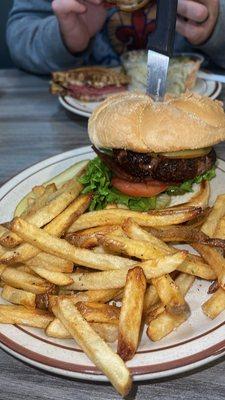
[79,92,225,211]
[121,51,203,95]
[51,67,130,102]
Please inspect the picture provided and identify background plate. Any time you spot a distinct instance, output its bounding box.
[0,146,224,382]
[59,78,222,118]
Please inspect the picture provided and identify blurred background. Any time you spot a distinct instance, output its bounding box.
[1,0,13,69]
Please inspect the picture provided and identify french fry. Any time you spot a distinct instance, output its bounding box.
[65,225,120,249]
[67,252,187,290]
[151,274,189,316]
[117,267,146,361]
[201,194,225,237]
[0,305,53,328]
[214,216,225,239]
[16,265,36,275]
[202,288,225,319]
[53,298,132,397]
[147,311,188,341]
[27,252,74,273]
[146,225,225,248]
[0,179,83,248]
[147,274,194,339]
[0,264,6,276]
[122,219,216,280]
[0,194,91,264]
[28,264,73,286]
[193,244,225,289]
[68,207,203,233]
[21,183,57,217]
[1,267,53,294]
[10,218,136,271]
[46,318,118,342]
[1,285,36,308]
[76,302,120,324]
[98,234,167,260]
[123,218,170,253]
[178,254,216,280]
[71,288,121,304]
[143,285,160,318]
[146,273,195,323]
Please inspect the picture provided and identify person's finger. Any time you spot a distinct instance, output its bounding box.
[52,0,86,15]
[177,0,209,23]
[176,17,205,45]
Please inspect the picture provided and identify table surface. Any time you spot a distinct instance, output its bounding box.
[0,68,225,400]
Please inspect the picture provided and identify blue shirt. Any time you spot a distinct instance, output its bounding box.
[7,0,225,74]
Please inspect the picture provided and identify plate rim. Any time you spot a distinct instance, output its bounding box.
[0,146,225,382]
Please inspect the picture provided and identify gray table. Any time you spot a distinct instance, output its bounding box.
[0,69,225,400]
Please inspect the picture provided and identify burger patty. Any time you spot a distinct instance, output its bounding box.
[112,148,216,183]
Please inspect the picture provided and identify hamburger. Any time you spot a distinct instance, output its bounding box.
[51,66,130,102]
[79,92,225,211]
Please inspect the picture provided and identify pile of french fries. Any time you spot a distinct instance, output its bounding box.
[0,172,225,397]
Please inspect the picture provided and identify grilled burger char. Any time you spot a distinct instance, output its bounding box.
[94,147,216,183]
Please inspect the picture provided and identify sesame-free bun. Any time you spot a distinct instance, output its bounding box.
[88,92,225,153]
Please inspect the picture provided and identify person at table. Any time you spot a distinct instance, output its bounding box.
[6,0,225,74]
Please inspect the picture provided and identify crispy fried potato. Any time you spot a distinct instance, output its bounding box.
[1,267,53,294]
[21,183,57,217]
[71,289,121,304]
[143,285,159,318]
[10,218,136,271]
[27,252,74,273]
[145,273,195,323]
[147,311,189,341]
[65,225,120,248]
[0,180,83,248]
[0,194,91,264]
[147,274,193,340]
[122,218,216,280]
[214,216,225,239]
[147,225,225,249]
[0,304,53,328]
[201,194,225,237]
[123,219,170,253]
[193,244,225,289]
[76,302,120,324]
[202,288,225,319]
[66,252,187,291]
[117,267,146,361]
[46,318,118,342]
[1,285,36,308]
[53,298,132,397]
[152,274,189,316]
[68,207,203,233]
[178,254,216,280]
[28,264,73,286]
[98,234,167,260]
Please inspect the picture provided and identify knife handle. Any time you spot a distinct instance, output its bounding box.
[148,0,178,57]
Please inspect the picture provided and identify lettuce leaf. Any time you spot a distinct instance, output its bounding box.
[79,157,216,211]
[166,166,216,195]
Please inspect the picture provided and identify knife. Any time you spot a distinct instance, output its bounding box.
[146,0,178,101]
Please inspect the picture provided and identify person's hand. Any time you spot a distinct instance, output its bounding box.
[52,0,107,53]
[176,0,219,45]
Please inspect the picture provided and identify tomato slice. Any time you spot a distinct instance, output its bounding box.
[111,178,169,197]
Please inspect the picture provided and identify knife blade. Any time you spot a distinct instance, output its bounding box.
[147,0,178,102]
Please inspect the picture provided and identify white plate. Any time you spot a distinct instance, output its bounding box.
[0,146,225,382]
[59,78,222,118]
